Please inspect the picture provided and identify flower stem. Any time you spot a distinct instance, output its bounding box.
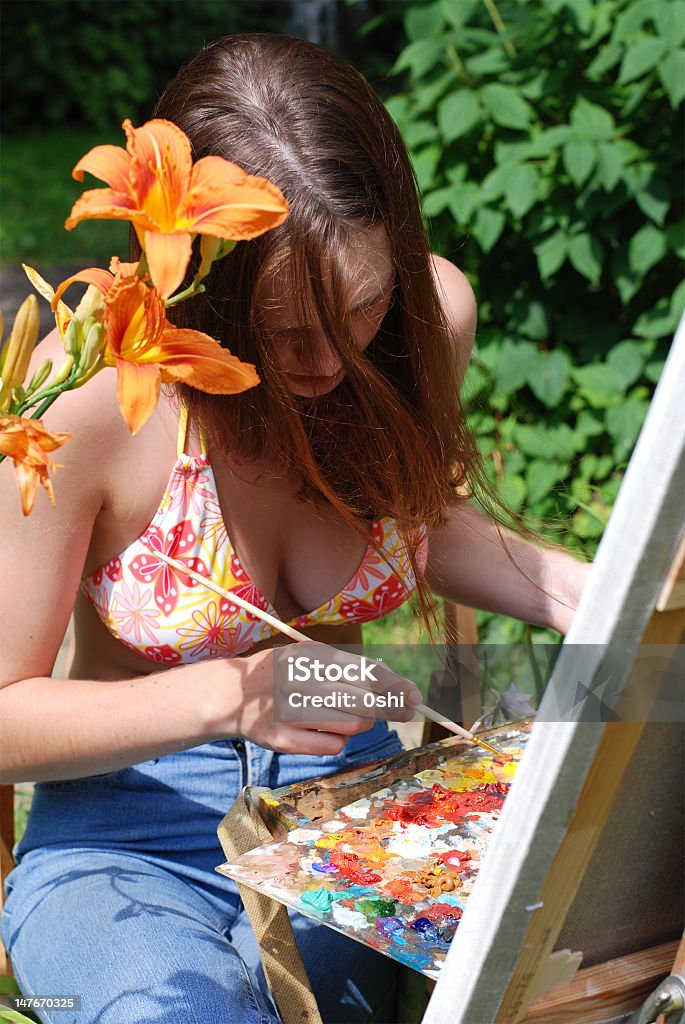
[165,282,206,308]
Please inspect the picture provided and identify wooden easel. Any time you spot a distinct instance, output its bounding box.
[422,315,685,1024]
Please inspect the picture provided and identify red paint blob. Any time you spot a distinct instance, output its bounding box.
[385,783,508,828]
[329,848,382,885]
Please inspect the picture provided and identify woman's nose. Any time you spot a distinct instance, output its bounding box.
[299,329,343,375]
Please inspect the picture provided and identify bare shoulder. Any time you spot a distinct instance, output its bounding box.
[430,255,477,381]
[26,328,135,500]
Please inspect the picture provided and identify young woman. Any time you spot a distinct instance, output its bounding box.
[0,34,589,1024]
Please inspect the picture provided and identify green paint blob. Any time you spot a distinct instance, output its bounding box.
[354,897,398,919]
[301,888,335,912]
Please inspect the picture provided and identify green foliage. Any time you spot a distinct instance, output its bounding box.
[0,0,283,133]
[1,131,129,264]
[382,0,683,642]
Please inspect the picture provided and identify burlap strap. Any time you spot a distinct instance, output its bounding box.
[217,788,324,1024]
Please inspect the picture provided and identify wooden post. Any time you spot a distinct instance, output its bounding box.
[0,784,14,977]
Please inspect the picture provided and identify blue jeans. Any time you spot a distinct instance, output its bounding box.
[1,722,402,1024]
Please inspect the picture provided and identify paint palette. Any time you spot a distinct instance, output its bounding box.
[217,724,530,977]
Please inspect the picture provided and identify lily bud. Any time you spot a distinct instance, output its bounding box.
[73,284,105,323]
[1,295,40,392]
[77,321,106,375]
[27,358,53,394]
[51,354,75,386]
[63,318,83,358]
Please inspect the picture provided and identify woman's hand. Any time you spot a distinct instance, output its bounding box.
[211,642,423,756]
[543,555,593,635]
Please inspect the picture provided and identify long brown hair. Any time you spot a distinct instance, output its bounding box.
[152,34,491,631]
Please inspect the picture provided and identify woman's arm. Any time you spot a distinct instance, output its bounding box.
[0,333,401,783]
[425,503,590,635]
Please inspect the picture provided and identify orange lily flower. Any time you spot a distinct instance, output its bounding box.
[65,118,289,298]
[53,265,260,435]
[0,415,71,516]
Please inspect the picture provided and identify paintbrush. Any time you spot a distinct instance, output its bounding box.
[149,547,510,760]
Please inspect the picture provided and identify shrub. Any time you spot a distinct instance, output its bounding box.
[378,0,683,640]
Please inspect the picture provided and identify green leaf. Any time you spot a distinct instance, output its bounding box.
[606,340,646,389]
[423,187,452,218]
[666,221,685,258]
[563,139,597,187]
[405,1,444,41]
[535,231,568,279]
[504,165,538,219]
[391,38,445,79]
[595,141,625,191]
[414,71,458,113]
[612,0,661,44]
[512,425,555,459]
[480,84,534,130]
[437,90,482,143]
[500,473,527,511]
[572,508,608,539]
[576,409,606,439]
[618,35,667,85]
[635,177,670,225]
[447,183,480,222]
[461,361,491,404]
[606,399,649,460]
[518,301,549,341]
[633,296,680,337]
[527,460,568,503]
[568,233,604,284]
[403,120,439,148]
[672,277,685,319]
[481,163,512,202]
[656,1,685,46]
[466,48,510,76]
[439,0,479,29]
[525,125,572,157]
[628,223,667,276]
[411,145,442,192]
[492,339,539,394]
[658,48,685,106]
[587,41,623,79]
[472,206,506,252]
[384,95,410,126]
[0,1010,39,1024]
[573,363,627,398]
[570,97,615,140]
[527,350,571,407]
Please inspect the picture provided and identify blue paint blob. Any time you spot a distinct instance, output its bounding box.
[409,917,433,933]
[312,862,338,874]
[375,915,405,938]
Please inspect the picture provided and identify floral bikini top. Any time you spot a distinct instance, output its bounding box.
[81,408,429,665]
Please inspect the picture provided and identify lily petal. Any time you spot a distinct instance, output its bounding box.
[103,276,158,360]
[115,358,160,435]
[22,264,73,336]
[156,329,261,393]
[52,268,116,311]
[185,157,289,239]
[72,144,131,193]
[123,118,193,221]
[14,459,42,516]
[144,230,193,299]
[65,187,141,231]
[0,416,70,515]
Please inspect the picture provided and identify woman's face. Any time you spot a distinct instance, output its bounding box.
[259,225,396,397]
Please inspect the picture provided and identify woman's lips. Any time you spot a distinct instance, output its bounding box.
[284,367,346,393]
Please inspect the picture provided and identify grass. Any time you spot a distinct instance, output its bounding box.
[1,129,129,266]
